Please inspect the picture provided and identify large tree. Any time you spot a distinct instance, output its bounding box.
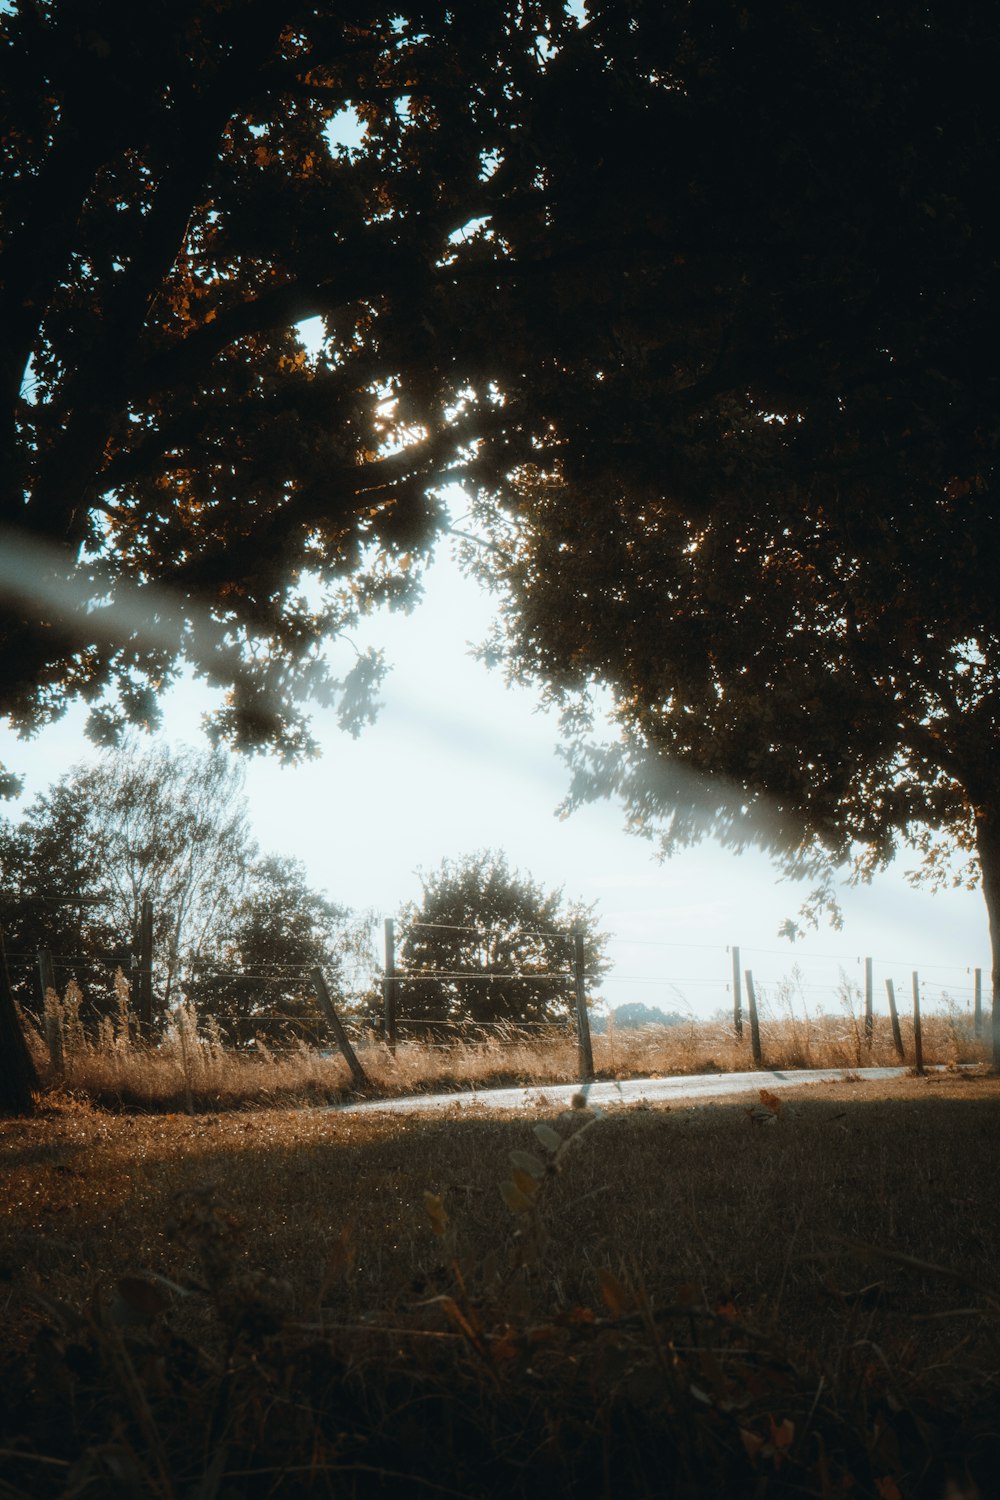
[452,4,1000,1060]
[395,849,608,1030]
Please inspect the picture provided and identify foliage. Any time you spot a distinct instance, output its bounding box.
[590,1002,686,1034]
[0,0,583,769]
[395,849,608,1029]
[0,743,363,1040]
[0,741,251,1015]
[184,855,371,1046]
[445,3,1000,1039]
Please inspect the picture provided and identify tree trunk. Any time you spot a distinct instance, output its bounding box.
[0,943,39,1115]
[974,807,1000,1071]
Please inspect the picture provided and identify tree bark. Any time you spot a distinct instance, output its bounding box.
[0,941,39,1116]
[974,806,1000,1071]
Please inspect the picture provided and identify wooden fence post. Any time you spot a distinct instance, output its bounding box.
[744,969,763,1067]
[136,896,153,1038]
[864,956,873,1046]
[974,967,983,1038]
[884,978,905,1059]
[573,927,595,1082]
[310,968,370,1091]
[731,945,743,1039]
[37,948,62,1075]
[383,918,397,1053]
[911,971,924,1076]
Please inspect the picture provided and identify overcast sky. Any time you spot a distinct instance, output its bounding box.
[0,538,988,1021]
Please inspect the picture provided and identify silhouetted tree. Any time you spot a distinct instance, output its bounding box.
[395,850,607,1030]
[458,5,1000,1062]
[185,855,368,1046]
[0,741,251,1016]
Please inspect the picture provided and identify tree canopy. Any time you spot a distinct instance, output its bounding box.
[395,849,607,1029]
[0,0,581,770]
[461,7,1000,960]
[185,854,369,1046]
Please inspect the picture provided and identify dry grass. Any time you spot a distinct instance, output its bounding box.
[2,1073,999,1496]
[21,981,991,1113]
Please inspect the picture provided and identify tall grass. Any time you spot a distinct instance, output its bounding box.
[20,975,991,1112]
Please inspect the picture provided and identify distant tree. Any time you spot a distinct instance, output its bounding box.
[0,741,252,1016]
[0,745,369,1051]
[185,855,368,1046]
[395,850,608,1030]
[591,1004,686,1035]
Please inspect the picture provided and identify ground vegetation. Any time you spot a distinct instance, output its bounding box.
[2,1076,999,1496]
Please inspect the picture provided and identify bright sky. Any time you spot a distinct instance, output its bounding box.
[0,540,988,1022]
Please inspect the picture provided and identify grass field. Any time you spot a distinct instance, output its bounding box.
[2,1070,999,1497]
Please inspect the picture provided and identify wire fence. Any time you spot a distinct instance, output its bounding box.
[8,912,993,1057]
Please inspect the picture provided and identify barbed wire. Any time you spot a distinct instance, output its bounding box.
[393,969,571,982]
[405,920,576,940]
[186,961,316,975]
[397,1017,570,1031]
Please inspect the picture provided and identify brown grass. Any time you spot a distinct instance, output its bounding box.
[2,1073,999,1496]
[21,984,991,1113]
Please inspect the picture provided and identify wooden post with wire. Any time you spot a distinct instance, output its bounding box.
[311,968,370,1091]
[884,978,905,1059]
[383,918,397,1053]
[911,970,924,1076]
[974,967,983,1037]
[573,927,595,1081]
[37,947,62,1074]
[744,970,764,1067]
[136,896,154,1039]
[864,956,874,1047]
[731,945,743,1038]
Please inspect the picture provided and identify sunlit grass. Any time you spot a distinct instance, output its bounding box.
[20,977,991,1114]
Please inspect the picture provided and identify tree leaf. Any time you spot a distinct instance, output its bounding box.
[533,1123,562,1154]
[501,1180,534,1215]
